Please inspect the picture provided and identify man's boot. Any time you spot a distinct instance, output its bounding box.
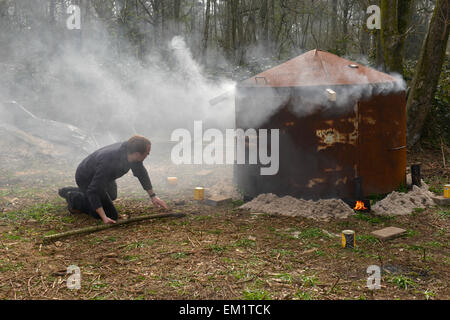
[65,191,86,214]
[58,187,80,200]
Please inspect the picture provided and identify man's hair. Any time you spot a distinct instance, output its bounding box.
[127,135,151,154]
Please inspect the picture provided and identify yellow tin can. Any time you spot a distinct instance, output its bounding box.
[341,230,355,249]
[444,184,450,198]
[194,187,204,200]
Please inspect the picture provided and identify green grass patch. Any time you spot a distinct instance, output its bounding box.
[193,215,212,221]
[2,233,23,241]
[233,238,256,248]
[314,250,326,257]
[276,273,294,283]
[355,234,380,244]
[171,252,189,259]
[388,275,417,290]
[406,230,419,237]
[124,255,141,261]
[0,202,65,222]
[242,289,271,300]
[406,244,424,251]
[437,209,450,219]
[221,257,234,264]
[169,279,185,288]
[423,290,436,300]
[88,237,102,245]
[354,212,395,224]
[232,270,247,280]
[294,290,313,300]
[425,241,445,248]
[126,242,145,249]
[92,281,108,290]
[232,199,245,207]
[208,244,227,253]
[426,177,445,194]
[413,208,426,214]
[299,274,318,287]
[368,193,387,205]
[270,248,294,257]
[396,184,408,193]
[298,228,329,239]
[0,260,23,272]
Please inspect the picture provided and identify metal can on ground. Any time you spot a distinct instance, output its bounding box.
[341,230,355,249]
[194,187,204,200]
[444,184,450,198]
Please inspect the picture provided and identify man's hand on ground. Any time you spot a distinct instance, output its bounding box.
[151,196,169,210]
[102,217,117,224]
[96,207,117,224]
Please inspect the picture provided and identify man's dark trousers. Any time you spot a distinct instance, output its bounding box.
[68,180,118,220]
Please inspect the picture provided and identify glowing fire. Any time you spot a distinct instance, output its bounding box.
[354,200,367,210]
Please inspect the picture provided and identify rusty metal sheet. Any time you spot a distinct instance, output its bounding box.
[240,49,399,88]
[234,85,406,200]
[357,91,407,195]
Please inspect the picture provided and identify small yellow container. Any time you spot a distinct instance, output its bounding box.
[444,184,450,198]
[194,187,204,200]
[341,230,355,249]
[167,177,178,185]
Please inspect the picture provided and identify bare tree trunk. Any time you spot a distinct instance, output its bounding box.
[342,0,350,53]
[406,0,449,146]
[202,0,211,64]
[380,0,414,76]
[231,0,238,57]
[170,0,180,34]
[260,0,269,43]
[331,0,338,52]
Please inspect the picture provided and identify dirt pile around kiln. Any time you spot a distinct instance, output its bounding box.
[371,181,436,216]
[239,193,354,221]
[239,181,438,219]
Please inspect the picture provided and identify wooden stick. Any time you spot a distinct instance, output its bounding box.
[441,137,446,168]
[41,212,186,244]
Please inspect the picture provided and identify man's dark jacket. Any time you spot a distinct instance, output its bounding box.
[75,141,152,210]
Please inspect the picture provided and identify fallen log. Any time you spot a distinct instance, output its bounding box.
[41,212,186,244]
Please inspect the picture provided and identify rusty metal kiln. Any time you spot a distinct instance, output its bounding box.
[234,49,406,200]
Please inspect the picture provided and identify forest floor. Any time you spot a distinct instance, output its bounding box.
[0,145,448,300]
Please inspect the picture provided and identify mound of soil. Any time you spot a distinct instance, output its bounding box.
[239,193,354,221]
[372,181,436,216]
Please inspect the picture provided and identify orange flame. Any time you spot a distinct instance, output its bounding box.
[354,200,367,210]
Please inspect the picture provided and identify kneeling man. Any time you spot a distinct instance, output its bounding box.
[59,135,168,224]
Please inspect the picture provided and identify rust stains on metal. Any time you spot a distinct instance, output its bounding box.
[334,177,348,186]
[324,166,343,172]
[363,116,376,125]
[307,178,326,188]
[316,117,358,151]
